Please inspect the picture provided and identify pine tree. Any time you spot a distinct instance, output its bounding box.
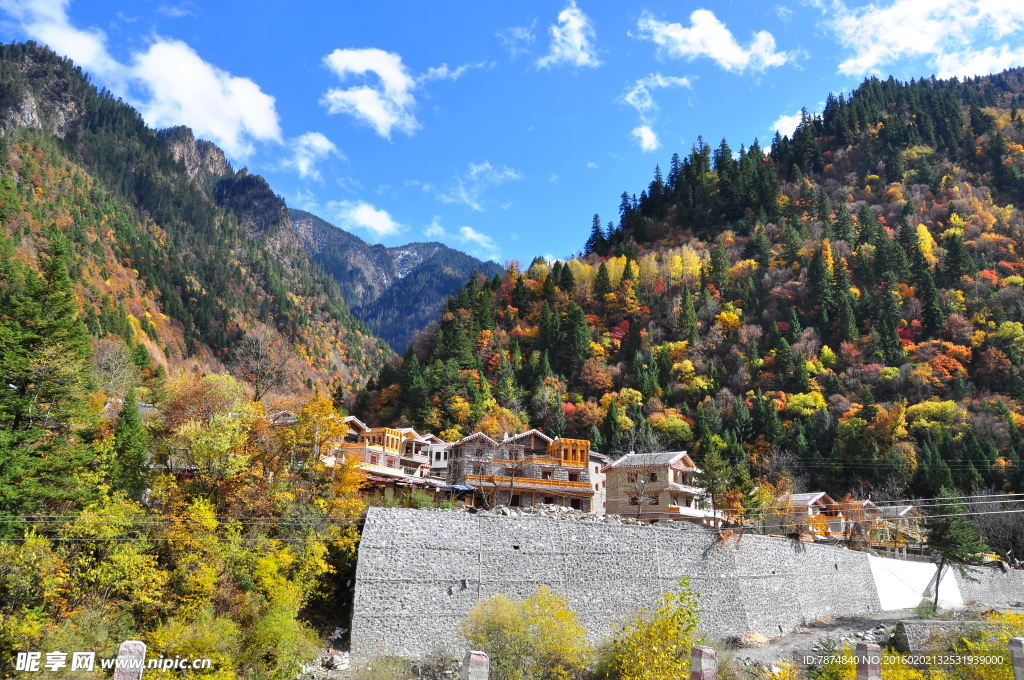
[0,234,94,530]
[678,287,699,346]
[561,301,591,379]
[594,262,612,299]
[559,261,576,292]
[834,203,855,242]
[942,232,974,283]
[112,386,148,500]
[584,214,606,254]
[925,487,987,607]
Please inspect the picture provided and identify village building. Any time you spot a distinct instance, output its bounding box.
[332,421,448,495]
[588,451,610,514]
[603,451,714,524]
[445,429,596,510]
[770,492,845,535]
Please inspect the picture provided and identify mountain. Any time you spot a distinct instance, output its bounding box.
[290,208,504,352]
[0,42,389,399]
[356,68,1024,509]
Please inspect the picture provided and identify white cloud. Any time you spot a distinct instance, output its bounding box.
[420,217,500,260]
[536,2,601,69]
[293,187,318,211]
[935,45,1024,79]
[497,23,536,59]
[0,0,281,159]
[320,48,419,139]
[586,162,598,169]
[549,173,559,184]
[156,3,194,18]
[622,73,693,118]
[820,0,1024,77]
[771,109,803,138]
[631,125,661,152]
[281,132,341,182]
[419,61,490,83]
[423,216,445,238]
[775,6,794,23]
[439,161,521,212]
[325,200,403,239]
[0,0,124,81]
[133,39,281,158]
[636,9,790,73]
[458,226,500,261]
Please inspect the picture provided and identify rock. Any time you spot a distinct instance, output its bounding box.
[325,653,350,670]
[739,632,770,648]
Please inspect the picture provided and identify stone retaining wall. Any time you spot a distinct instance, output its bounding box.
[351,509,884,660]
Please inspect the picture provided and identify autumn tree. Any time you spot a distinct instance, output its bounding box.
[604,579,701,680]
[232,324,293,402]
[460,586,590,680]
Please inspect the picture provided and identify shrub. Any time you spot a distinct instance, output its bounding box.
[459,586,590,680]
[602,578,701,680]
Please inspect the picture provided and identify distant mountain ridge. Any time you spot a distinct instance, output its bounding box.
[290,208,503,352]
[0,41,390,398]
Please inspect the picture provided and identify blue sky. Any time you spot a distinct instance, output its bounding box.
[2,0,1024,264]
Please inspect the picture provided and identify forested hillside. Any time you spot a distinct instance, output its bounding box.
[0,42,389,400]
[291,208,504,352]
[357,68,1024,507]
[0,42,380,676]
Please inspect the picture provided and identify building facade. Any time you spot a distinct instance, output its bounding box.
[445,429,596,510]
[603,451,712,523]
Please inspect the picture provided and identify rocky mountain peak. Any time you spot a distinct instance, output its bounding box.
[158,126,231,182]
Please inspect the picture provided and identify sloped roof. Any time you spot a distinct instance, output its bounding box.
[342,415,370,433]
[456,431,499,447]
[878,504,917,518]
[505,428,553,444]
[605,451,695,469]
[780,492,836,507]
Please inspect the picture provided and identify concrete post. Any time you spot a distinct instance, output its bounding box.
[855,643,881,680]
[462,650,488,680]
[1009,638,1024,680]
[112,640,147,680]
[690,645,718,680]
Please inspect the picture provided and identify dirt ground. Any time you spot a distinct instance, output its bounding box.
[724,602,1023,669]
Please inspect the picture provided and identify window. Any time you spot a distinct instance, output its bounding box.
[648,494,660,505]
[543,496,555,504]
[627,473,638,483]
[369,453,379,465]
[568,472,579,482]
[541,470,553,480]
[649,472,658,482]
[629,496,640,506]
[510,494,521,507]
[570,498,581,510]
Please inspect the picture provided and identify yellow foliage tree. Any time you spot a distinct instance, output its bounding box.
[459,586,590,680]
[606,579,701,680]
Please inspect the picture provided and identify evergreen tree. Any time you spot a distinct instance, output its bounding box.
[834,203,855,242]
[594,262,613,299]
[559,261,576,292]
[925,488,987,607]
[0,235,94,530]
[678,287,699,346]
[942,232,975,283]
[561,302,591,379]
[112,386,148,500]
[584,214,606,254]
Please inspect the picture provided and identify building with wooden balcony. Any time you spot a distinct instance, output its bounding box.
[603,451,714,524]
[445,429,596,510]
